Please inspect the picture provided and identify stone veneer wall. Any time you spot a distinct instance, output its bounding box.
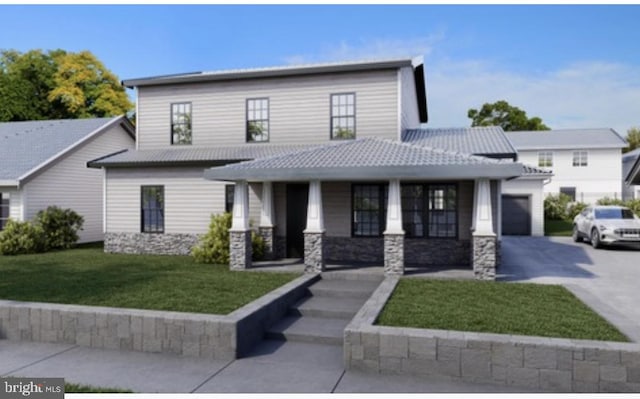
[344,278,640,392]
[472,235,497,280]
[325,236,471,267]
[0,274,318,360]
[104,232,199,255]
[303,232,325,273]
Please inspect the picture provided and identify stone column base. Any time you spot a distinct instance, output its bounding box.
[304,232,325,273]
[472,235,497,280]
[259,227,275,260]
[384,233,405,275]
[230,230,252,270]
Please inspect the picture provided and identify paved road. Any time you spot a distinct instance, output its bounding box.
[499,236,640,341]
[0,340,523,393]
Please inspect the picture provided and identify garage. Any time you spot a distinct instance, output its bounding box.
[502,195,531,235]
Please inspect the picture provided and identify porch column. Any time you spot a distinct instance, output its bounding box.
[384,179,404,275]
[472,179,496,280]
[229,180,252,270]
[259,181,275,260]
[303,180,325,273]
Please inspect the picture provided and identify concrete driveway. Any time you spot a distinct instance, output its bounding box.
[499,236,640,341]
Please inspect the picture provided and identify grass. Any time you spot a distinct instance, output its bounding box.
[65,382,133,393]
[376,279,628,342]
[0,246,299,315]
[545,219,573,236]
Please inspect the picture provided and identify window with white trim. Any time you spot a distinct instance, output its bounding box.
[171,103,192,145]
[0,193,9,231]
[538,151,553,168]
[246,98,269,142]
[572,151,588,167]
[331,93,355,139]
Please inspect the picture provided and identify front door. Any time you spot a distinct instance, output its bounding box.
[286,183,308,258]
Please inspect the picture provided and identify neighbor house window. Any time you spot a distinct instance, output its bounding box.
[401,183,458,238]
[538,151,553,168]
[171,102,192,145]
[225,185,235,213]
[352,184,387,237]
[0,193,9,231]
[560,186,576,201]
[573,151,588,167]
[246,98,269,142]
[331,93,355,139]
[141,186,164,233]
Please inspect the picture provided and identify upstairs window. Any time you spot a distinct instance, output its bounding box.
[331,93,355,140]
[141,186,164,233]
[0,193,9,231]
[246,98,269,142]
[171,103,192,145]
[538,151,553,168]
[573,151,588,167]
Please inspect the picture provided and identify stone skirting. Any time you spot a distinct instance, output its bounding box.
[384,234,404,275]
[405,239,471,267]
[259,227,275,260]
[104,232,199,255]
[344,277,640,393]
[304,232,325,273]
[472,235,497,280]
[230,230,252,270]
[0,274,319,360]
[325,237,384,264]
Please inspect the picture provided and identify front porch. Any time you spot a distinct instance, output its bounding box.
[204,138,522,280]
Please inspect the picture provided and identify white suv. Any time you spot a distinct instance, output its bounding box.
[573,206,640,248]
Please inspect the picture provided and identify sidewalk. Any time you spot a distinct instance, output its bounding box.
[0,339,526,393]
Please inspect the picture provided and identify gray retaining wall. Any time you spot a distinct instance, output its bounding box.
[344,278,640,392]
[0,274,318,360]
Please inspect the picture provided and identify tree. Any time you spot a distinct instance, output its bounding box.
[0,49,132,121]
[468,100,550,131]
[623,127,640,153]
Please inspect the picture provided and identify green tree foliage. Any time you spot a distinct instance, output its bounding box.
[35,206,84,250]
[623,127,640,153]
[0,49,132,121]
[0,220,46,255]
[544,193,572,221]
[468,100,550,131]
[192,213,265,265]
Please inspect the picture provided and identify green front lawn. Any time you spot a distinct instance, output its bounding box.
[0,246,299,315]
[377,279,628,342]
[65,383,133,393]
[545,219,573,236]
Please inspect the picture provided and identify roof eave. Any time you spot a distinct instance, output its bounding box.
[0,180,18,187]
[123,59,414,88]
[514,144,627,151]
[204,164,524,183]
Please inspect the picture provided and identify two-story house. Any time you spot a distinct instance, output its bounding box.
[89,58,543,280]
[506,129,627,204]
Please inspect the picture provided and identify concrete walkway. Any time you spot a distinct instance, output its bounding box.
[0,339,524,393]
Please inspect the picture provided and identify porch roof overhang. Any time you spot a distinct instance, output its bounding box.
[0,179,18,187]
[204,137,525,182]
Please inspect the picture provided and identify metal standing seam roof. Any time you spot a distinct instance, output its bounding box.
[402,127,517,156]
[203,137,524,182]
[87,144,318,168]
[0,116,130,184]
[507,128,628,150]
[622,148,640,162]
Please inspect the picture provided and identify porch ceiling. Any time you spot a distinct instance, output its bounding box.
[204,137,525,182]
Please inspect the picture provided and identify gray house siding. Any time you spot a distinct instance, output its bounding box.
[23,124,134,243]
[400,66,421,132]
[137,69,399,149]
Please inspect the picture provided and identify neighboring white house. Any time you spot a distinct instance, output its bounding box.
[622,148,640,200]
[0,116,135,243]
[506,129,627,204]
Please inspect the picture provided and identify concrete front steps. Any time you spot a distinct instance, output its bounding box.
[266,273,382,346]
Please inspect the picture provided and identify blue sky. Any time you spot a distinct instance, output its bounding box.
[1,5,639,134]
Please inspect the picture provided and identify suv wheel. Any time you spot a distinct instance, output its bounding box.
[572,225,583,242]
[591,228,602,249]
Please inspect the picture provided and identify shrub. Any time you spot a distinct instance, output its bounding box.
[36,206,84,250]
[192,212,266,264]
[0,220,46,255]
[566,201,588,221]
[625,199,640,217]
[544,193,572,221]
[596,197,625,206]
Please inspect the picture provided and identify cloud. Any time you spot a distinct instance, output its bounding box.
[427,59,640,135]
[283,36,640,136]
[282,33,444,65]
